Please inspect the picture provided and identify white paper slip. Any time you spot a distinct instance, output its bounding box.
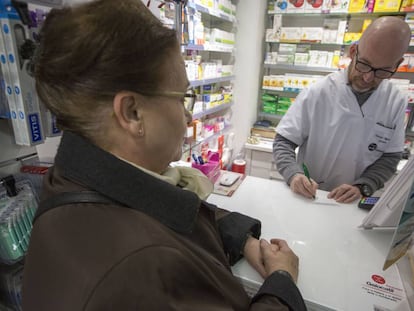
[312,195,340,206]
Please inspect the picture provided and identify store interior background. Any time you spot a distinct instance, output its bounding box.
[1,1,414,310]
[3,0,414,181]
[1,0,268,174]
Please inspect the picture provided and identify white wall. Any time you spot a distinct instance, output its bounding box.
[232,0,266,157]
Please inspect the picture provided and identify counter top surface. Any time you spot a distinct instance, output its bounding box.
[208,176,410,311]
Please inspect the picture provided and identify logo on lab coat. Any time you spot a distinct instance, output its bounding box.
[368,143,377,151]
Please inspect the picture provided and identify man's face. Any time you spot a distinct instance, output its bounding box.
[348,44,400,93]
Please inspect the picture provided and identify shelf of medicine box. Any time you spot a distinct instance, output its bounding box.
[185,44,234,53]
[394,71,414,79]
[265,41,350,47]
[187,2,236,23]
[262,86,301,94]
[406,131,414,140]
[192,101,233,120]
[267,11,408,17]
[258,111,284,119]
[264,63,340,73]
[189,75,235,87]
[182,125,233,153]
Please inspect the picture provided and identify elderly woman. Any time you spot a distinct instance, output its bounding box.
[22,0,305,310]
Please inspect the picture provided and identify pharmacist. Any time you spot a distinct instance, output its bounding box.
[273,16,411,203]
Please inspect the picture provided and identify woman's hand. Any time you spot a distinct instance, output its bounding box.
[243,237,299,283]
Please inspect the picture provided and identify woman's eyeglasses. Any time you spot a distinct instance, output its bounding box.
[138,89,196,111]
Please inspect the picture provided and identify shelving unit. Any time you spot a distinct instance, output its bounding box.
[257,6,414,139]
[178,0,237,162]
[244,2,414,180]
[189,75,234,87]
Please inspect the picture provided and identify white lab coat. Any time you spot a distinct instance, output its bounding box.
[276,70,407,191]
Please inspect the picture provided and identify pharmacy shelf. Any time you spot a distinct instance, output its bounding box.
[188,3,236,23]
[190,75,235,87]
[192,101,233,120]
[267,11,409,17]
[262,87,300,94]
[185,44,234,53]
[264,63,340,73]
[183,125,233,153]
[406,131,414,139]
[258,112,283,119]
[265,41,349,47]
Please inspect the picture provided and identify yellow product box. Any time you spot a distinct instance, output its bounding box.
[269,75,285,89]
[373,0,402,11]
[343,32,361,44]
[348,0,375,12]
[400,0,414,10]
[362,19,372,31]
[262,75,271,87]
[348,0,367,11]
[331,50,341,68]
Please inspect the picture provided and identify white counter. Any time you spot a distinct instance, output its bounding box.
[208,176,411,311]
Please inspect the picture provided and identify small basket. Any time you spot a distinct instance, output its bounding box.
[192,152,221,183]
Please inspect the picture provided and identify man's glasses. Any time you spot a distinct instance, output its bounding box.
[354,46,397,79]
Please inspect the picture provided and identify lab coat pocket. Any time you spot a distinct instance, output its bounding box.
[366,123,395,154]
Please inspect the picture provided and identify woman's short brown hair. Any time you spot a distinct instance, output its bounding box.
[34,0,178,137]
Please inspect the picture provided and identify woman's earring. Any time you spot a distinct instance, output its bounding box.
[138,128,144,136]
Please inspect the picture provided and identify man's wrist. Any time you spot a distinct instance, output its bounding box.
[273,269,294,282]
[354,184,373,197]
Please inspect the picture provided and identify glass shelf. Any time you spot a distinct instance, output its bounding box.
[189,75,235,87]
[188,3,236,23]
[183,125,232,152]
[184,44,234,53]
[262,87,300,94]
[192,101,233,120]
[265,41,350,47]
[267,11,408,17]
[258,112,283,119]
[264,63,340,73]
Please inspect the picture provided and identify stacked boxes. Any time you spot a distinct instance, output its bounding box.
[0,1,43,145]
[261,93,294,116]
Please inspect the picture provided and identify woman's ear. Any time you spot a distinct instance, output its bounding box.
[112,91,145,137]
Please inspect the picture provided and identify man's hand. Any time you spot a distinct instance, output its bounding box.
[289,174,318,199]
[328,184,361,203]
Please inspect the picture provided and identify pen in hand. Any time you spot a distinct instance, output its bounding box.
[302,163,315,199]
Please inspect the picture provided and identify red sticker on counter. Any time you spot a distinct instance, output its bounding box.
[371,274,386,284]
